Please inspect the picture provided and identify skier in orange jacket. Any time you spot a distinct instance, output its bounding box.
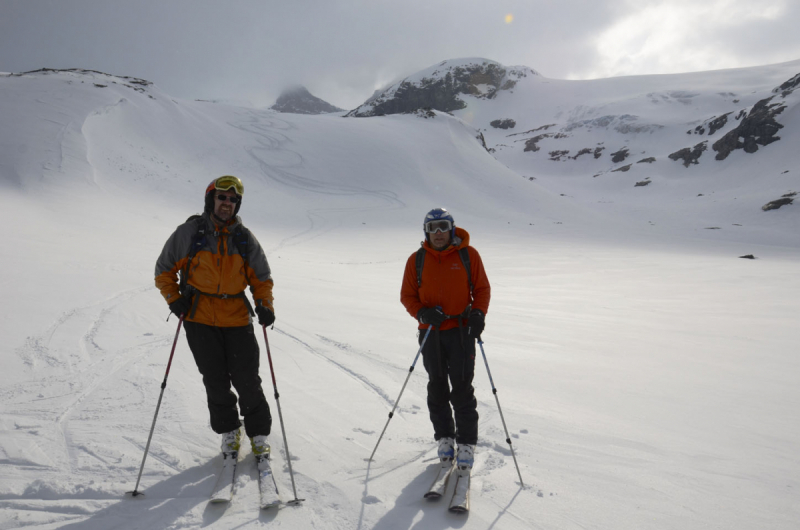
[155,176,275,459]
[400,207,490,474]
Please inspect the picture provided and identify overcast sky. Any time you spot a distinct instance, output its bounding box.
[2,0,799,109]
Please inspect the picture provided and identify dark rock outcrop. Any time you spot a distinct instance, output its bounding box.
[271,86,344,115]
[762,198,793,211]
[347,59,535,117]
[508,124,556,136]
[523,133,552,152]
[570,148,592,160]
[490,119,516,129]
[712,96,785,160]
[669,141,708,167]
[708,113,731,135]
[549,150,570,161]
[687,113,732,136]
[774,72,800,97]
[610,148,629,163]
[710,74,799,160]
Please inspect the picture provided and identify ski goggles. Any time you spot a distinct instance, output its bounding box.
[207,175,244,196]
[425,219,453,234]
[215,194,240,203]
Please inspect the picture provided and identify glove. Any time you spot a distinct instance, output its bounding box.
[255,305,275,327]
[417,306,447,327]
[168,296,192,318]
[467,310,485,339]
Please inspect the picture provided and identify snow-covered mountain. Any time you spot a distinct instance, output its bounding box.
[270,85,344,114]
[348,58,800,241]
[346,58,539,116]
[0,66,798,530]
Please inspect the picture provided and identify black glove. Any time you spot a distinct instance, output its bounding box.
[255,306,275,327]
[467,310,485,339]
[168,296,192,318]
[417,306,447,327]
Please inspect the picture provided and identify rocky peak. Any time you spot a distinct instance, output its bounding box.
[270,86,344,115]
[346,58,538,117]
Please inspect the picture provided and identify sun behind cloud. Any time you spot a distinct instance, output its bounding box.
[505,14,514,24]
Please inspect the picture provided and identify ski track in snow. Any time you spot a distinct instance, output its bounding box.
[271,327,397,409]
[232,110,407,255]
[1,285,169,488]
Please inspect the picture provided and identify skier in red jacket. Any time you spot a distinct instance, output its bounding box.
[400,208,490,474]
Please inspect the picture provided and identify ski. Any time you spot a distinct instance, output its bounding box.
[209,451,238,503]
[448,471,470,513]
[423,461,455,499]
[256,454,281,509]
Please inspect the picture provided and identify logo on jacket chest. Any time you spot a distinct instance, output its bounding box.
[450,262,462,271]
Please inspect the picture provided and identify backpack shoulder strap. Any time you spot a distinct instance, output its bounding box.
[232,224,250,266]
[458,247,473,295]
[179,215,207,294]
[415,247,426,287]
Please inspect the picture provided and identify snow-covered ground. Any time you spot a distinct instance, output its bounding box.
[0,68,798,529]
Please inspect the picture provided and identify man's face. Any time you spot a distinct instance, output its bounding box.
[430,229,451,250]
[213,189,238,222]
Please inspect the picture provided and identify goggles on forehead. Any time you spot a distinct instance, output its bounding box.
[425,219,453,234]
[210,175,244,196]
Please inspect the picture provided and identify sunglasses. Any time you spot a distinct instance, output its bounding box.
[425,219,452,234]
[216,194,240,203]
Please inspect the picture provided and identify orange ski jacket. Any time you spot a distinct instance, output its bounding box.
[400,226,490,331]
[155,213,274,327]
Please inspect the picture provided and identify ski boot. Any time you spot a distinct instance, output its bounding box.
[251,435,271,467]
[251,435,270,458]
[221,427,242,456]
[437,437,455,463]
[456,444,474,477]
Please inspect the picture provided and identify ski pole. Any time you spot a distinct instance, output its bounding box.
[369,325,433,462]
[128,315,184,497]
[262,325,305,506]
[477,337,524,486]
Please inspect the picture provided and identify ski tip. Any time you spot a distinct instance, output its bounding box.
[448,505,469,514]
[423,492,442,500]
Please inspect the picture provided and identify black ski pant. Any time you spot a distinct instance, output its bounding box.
[184,321,271,438]
[419,327,478,446]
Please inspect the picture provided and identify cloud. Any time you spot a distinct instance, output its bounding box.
[1,0,798,109]
[585,0,800,79]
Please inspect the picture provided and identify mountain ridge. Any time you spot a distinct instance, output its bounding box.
[270,85,344,114]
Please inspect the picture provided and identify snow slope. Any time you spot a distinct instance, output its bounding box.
[349,58,800,246]
[0,68,798,530]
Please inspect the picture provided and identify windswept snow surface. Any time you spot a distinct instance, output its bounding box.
[0,69,798,529]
